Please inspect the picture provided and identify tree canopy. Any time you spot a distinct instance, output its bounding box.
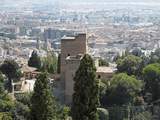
[0,73,14,115]
[99,59,109,67]
[131,48,143,57]
[28,50,41,69]
[101,73,143,107]
[150,48,160,63]
[116,55,142,76]
[30,72,57,120]
[0,60,21,92]
[40,53,57,74]
[143,63,160,101]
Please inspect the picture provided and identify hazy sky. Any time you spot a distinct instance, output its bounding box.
[2,0,160,3]
[2,0,160,7]
[61,0,160,2]
[1,0,160,12]
[38,0,160,3]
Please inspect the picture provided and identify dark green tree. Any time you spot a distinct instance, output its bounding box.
[71,54,99,120]
[28,50,41,69]
[0,73,14,115]
[0,60,21,92]
[1,113,12,120]
[116,55,142,76]
[131,48,143,57]
[30,72,57,120]
[143,63,160,101]
[150,48,160,63]
[57,54,61,74]
[40,53,57,74]
[56,105,70,120]
[101,73,142,107]
[99,59,109,66]
[0,73,4,93]
[13,101,30,120]
[14,93,32,120]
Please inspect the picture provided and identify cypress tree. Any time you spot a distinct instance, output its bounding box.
[28,50,41,69]
[71,54,99,120]
[57,54,61,74]
[30,72,56,120]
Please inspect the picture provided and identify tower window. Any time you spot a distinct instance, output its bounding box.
[98,75,101,79]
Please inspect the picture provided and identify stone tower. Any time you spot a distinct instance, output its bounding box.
[60,33,87,104]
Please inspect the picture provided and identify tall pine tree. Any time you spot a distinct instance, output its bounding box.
[30,72,56,120]
[71,54,99,120]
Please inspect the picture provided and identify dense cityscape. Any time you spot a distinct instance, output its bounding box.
[0,0,160,120]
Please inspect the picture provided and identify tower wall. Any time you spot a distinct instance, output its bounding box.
[64,59,81,105]
[60,33,86,74]
[60,33,87,104]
